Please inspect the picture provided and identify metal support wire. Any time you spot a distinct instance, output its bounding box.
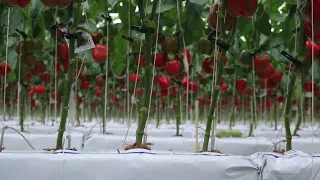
[266,139,287,152]
[81,122,102,148]
[87,122,102,136]
[0,125,35,150]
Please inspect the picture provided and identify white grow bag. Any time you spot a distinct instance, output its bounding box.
[248,150,320,180]
[254,130,316,139]
[72,126,194,138]
[1,133,84,150]
[0,150,260,180]
[83,135,273,155]
[272,137,320,153]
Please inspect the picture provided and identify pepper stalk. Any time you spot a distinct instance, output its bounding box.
[135,0,159,146]
[283,0,306,151]
[202,0,237,151]
[56,1,81,150]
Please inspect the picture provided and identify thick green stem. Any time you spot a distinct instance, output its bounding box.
[202,50,227,151]
[229,68,237,130]
[88,95,93,122]
[283,0,306,151]
[294,74,304,134]
[156,89,161,128]
[83,96,86,122]
[249,97,254,136]
[101,98,106,133]
[100,64,106,134]
[56,1,81,150]
[175,90,181,136]
[41,96,47,125]
[202,0,234,151]
[250,14,258,130]
[284,73,296,150]
[19,87,26,132]
[273,97,278,131]
[135,0,159,145]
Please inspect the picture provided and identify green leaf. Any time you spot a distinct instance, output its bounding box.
[145,4,175,14]
[310,61,320,81]
[7,46,18,69]
[1,8,24,35]
[30,0,44,21]
[255,5,271,36]
[189,0,209,5]
[111,28,128,75]
[269,37,284,48]
[6,70,16,83]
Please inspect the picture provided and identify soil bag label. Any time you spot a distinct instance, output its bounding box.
[60,27,95,53]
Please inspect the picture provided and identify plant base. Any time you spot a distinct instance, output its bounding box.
[173,134,183,137]
[292,133,300,137]
[124,143,153,151]
[272,149,286,155]
[43,148,78,152]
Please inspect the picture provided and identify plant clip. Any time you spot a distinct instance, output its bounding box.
[50,22,64,30]
[280,51,302,68]
[20,80,29,88]
[207,32,229,51]
[127,52,135,57]
[101,14,112,23]
[250,48,264,56]
[174,30,184,38]
[63,31,82,40]
[121,35,134,43]
[15,29,28,39]
[171,78,182,87]
[292,27,300,33]
[131,25,155,34]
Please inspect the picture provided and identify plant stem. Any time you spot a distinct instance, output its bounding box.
[41,96,47,125]
[19,87,26,132]
[283,0,306,151]
[56,1,81,150]
[284,73,296,150]
[202,0,234,151]
[294,74,304,134]
[273,97,278,131]
[100,64,106,134]
[250,14,258,130]
[175,89,181,136]
[156,88,161,128]
[101,96,106,133]
[135,0,159,145]
[249,96,254,136]
[229,68,237,130]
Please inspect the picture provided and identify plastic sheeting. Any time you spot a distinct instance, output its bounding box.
[83,135,273,155]
[2,133,84,150]
[248,150,320,180]
[272,137,320,154]
[2,125,194,137]
[1,150,320,180]
[0,150,260,180]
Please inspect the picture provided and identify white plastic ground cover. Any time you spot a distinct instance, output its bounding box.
[254,130,317,139]
[0,150,260,180]
[73,126,194,138]
[1,133,84,150]
[2,124,195,137]
[83,135,273,155]
[248,150,320,180]
[271,137,320,154]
